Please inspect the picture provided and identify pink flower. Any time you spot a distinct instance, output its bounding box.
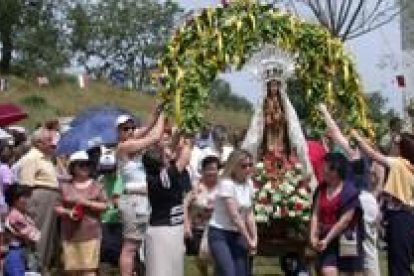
[294,202,304,211]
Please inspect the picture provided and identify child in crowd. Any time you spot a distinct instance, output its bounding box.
[4,185,41,276]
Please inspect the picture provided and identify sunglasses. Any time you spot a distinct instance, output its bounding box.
[121,126,136,132]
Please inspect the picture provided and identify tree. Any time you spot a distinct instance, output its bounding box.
[68,0,183,91]
[269,0,407,41]
[0,0,70,75]
[67,2,94,73]
[209,79,253,112]
[366,92,397,140]
[0,0,23,73]
[15,1,70,76]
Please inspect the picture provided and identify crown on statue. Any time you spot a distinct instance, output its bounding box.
[262,61,285,82]
[245,45,295,82]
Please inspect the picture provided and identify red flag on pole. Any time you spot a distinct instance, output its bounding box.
[396,75,406,88]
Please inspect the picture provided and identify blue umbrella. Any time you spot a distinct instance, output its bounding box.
[56,105,140,155]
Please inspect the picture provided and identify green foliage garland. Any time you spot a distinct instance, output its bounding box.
[157,1,373,136]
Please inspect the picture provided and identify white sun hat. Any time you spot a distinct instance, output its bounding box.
[7,125,26,134]
[0,128,12,140]
[69,151,89,164]
[115,114,134,127]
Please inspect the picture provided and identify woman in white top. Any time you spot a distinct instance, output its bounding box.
[185,155,220,276]
[116,107,164,276]
[208,149,257,276]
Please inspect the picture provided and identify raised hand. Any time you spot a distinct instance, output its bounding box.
[350,129,360,139]
[318,103,328,114]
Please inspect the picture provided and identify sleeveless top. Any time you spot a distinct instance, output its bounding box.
[119,155,147,193]
[119,155,150,216]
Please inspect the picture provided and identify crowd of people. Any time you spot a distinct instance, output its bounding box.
[0,102,412,276]
[307,104,414,276]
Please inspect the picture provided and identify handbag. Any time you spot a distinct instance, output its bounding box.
[339,230,358,257]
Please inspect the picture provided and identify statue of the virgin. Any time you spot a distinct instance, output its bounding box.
[241,45,316,187]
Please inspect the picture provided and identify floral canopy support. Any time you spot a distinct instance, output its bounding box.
[157,0,373,136]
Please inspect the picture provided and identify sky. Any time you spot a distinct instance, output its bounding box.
[178,0,404,112]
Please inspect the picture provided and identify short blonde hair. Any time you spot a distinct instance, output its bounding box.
[221,149,252,180]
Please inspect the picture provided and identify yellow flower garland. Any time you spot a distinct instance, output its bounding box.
[156,1,374,137]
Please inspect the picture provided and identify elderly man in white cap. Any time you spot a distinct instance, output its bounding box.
[18,127,60,272]
[116,106,165,276]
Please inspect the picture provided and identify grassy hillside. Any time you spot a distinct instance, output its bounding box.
[0,76,250,131]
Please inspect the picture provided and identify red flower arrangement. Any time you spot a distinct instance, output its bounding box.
[253,148,312,224]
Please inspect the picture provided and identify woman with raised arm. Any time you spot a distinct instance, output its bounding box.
[319,104,373,190]
[351,130,414,276]
[310,153,364,276]
[116,107,165,276]
[208,149,257,276]
[318,104,357,158]
[319,104,382,275]
[143,133,193,276]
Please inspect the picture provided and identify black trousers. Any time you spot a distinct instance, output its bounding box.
[100,223,123,266]
[385,209,414,276]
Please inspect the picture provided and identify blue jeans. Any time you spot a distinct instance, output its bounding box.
[4,247,25,276]
[208,227,249,276]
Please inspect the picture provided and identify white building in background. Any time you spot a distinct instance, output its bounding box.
[401,0,414,121]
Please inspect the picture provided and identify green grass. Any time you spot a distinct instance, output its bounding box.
[96,257,283,276]
[0,76,250,131]
[184,256,283,276]
[95,254,390,276]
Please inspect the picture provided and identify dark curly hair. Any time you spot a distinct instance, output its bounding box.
[324,152,349,180]
[201,155,221,171]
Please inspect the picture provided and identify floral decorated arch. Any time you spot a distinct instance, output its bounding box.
[157,1,373,136]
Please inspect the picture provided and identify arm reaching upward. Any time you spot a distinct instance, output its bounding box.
[133,104,164,138]
[351,130,390,168]
[319,104,358,160]
[117,113,165,156]
[175,137,193,172]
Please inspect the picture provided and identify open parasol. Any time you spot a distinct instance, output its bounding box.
[0,103,27,127]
